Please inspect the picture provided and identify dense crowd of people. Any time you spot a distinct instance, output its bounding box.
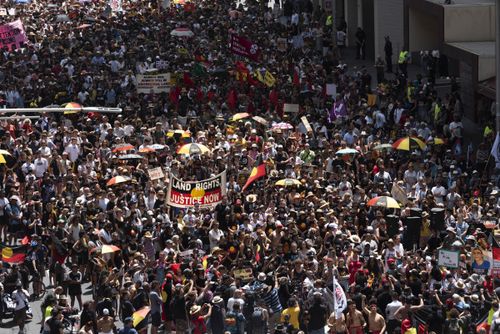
[0,0,499,334]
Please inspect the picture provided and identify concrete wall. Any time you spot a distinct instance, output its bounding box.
[345,0,359,47]
[459,60,475,120]
[362,0,375,59]
[374,0,404,64]
[408,7,440,52]
[478,56,496,81]
[444,4,496,43]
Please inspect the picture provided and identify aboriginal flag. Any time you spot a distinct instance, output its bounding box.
[242,155,266,191]
[1,243,27,263]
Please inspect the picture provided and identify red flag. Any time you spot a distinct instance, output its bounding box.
[207,90,215,102]
[184,2,195,12]
[21,236,30,245]
[293,67,300,87]
[227,89,237,110]
[269,89,278,107]
[247,101,255,115]
[242,157,266,191]
[169,87,181,105]
[196,87,204,102]
[183,72,194,88]
[229,34,260,61]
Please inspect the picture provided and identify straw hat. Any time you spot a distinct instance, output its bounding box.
[190,305,201,315]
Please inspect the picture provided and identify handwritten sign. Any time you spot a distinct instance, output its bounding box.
[0,19,27,51]
[136,73,171,94]
[233,268,253,282]
[148,167,165,181]
[438,249,459,268]
[391,182,407,205]
[284,103,299,113]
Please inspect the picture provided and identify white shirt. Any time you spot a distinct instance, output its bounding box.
[209,228,224,250]
[12,289,29,311]
[64,144,81,162]
[386,300,403,320]
[34,157,49,178]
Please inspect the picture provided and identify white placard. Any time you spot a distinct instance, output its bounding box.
[148,167,165,180]
[136,73,171,94]
[438,249,459,268]
[326,83,337,96]
[284,103,299,113]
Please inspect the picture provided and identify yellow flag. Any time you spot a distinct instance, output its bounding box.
[254,70,264,84]
[264,71,276,87]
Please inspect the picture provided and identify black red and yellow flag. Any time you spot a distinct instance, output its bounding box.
[1,244,27,263]
[242,155,266,191]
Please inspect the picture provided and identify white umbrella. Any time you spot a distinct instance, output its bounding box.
[170,28,194,37]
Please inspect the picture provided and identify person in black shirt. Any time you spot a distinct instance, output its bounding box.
[120,291,135,322]
[48,308,64,334]
[307,293,329,333]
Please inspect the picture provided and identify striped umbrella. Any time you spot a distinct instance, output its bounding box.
[367,196,400,209]
[177,143,210,156]
[229,112,251,122]
[106,175,132,186]
[392,137,427,151]
[335,148,359,155]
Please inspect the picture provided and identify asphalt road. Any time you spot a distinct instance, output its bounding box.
[0,277,95,334]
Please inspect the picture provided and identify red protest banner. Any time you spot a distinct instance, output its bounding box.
[229,34,260,61]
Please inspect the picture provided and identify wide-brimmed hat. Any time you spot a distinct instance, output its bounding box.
[212,296,223,304]
[190,305,201,315]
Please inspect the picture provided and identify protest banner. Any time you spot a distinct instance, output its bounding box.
[148,167,164,180]
[229,34,260,61]
[284,103,299,113]
[0,19,27,51]
[167,171,227,208]
[233,268,253,282]
[136,73,171,94]
[438,249,459,268]
[156,60,168,70]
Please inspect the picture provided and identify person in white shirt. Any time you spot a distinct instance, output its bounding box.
[12,283,30,334]
[227,289,245,312]
[431,182,447,205]
[33,151,49,178]
[64,137,81,162]
[208,221,224,250]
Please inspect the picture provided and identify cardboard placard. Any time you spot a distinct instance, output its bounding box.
[136,73,171,94]
[233,268,253,281]
[284,103,299,113]
[438,249,459,268]
[391,182,407,205]
[326,83,336,96]
[300,116,313,133]
[148,167,165,180]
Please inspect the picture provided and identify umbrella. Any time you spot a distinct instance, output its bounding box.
[335,148,359,155]
[76,24,92,29]
[139,147,155,153]
[91,244,121,254]
[112,143,135,153]
[106,176,132,186]
[275,178,302,187]
[0,149,12,164]
[429,137,445,145]
[373,144,393,151]
[367,196,400,209]
[392,137,427,151]
[132,306,151,328]
[63,102,82,115]
[148,144,166,150]
[252,116,268,126]
[229,112,251,122]
[170,28,194,37]
[177,143,210,155]
[271,122,293,130]
[166,129,191,138]
[117,154,144,160]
